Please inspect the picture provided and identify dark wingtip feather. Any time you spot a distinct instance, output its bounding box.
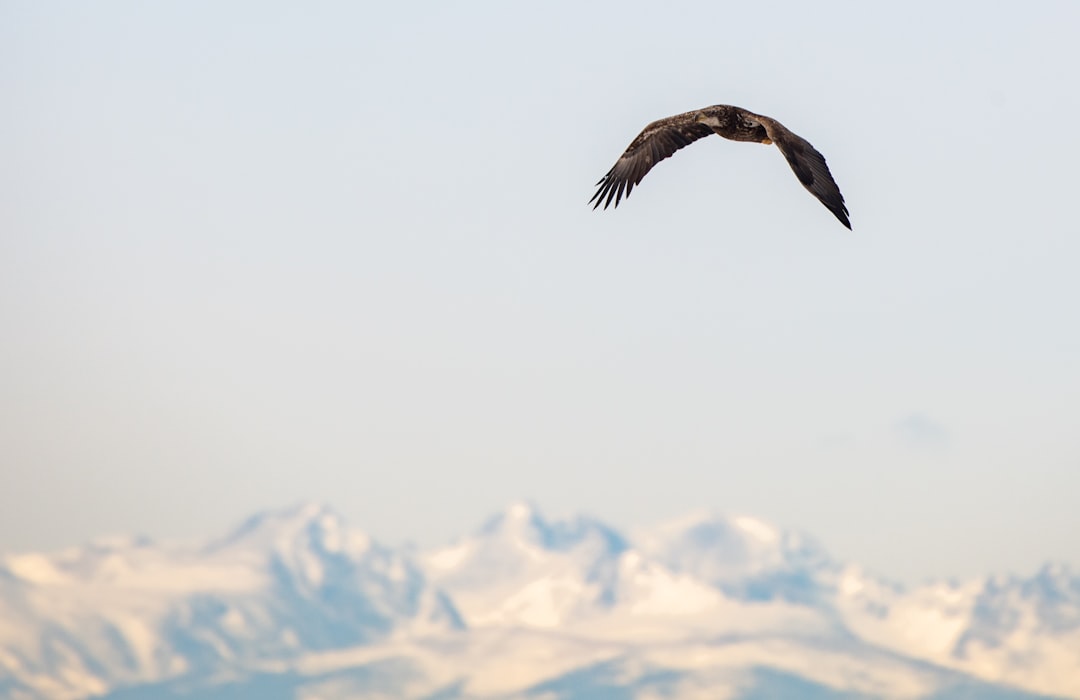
[826,203,851,229]
[832,199,851,229]
[590,113,714,212]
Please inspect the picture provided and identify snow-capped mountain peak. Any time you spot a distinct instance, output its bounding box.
[204,501,370,558]
[473,500,628,556]
[633,510,834,604]
[423,502,631,627]
[0,503,463,700]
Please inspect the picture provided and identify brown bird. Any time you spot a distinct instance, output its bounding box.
[590,105,851,229]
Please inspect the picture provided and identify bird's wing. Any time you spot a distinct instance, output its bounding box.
[590,111,715,209]
[756,115,851,229]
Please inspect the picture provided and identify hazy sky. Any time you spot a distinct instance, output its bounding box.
[2,1,1078,584]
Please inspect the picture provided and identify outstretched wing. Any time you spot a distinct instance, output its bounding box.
[590,111,715,210]
[756,115,851,229]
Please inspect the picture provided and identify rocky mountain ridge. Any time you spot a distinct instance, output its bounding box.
[1,501,1076,700]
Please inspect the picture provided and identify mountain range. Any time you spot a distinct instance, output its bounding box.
[1,502,1077,699]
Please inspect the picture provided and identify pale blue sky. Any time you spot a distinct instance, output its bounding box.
[2,1,1078,584]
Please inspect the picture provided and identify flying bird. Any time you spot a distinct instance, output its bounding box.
[590,105,851,229]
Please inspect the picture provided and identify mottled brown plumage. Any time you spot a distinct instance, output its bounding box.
[590,105,851,229]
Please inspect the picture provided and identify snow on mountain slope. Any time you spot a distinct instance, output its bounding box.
[422,501,635,627]
[2,501,1078,700]
[634,509,837,604]
[422,501,793,631]
[94,627,1066,700]
[836,563,1080,699]
[421,502,1080,699]
[0,504,460,700]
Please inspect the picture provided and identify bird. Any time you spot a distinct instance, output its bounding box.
[590,104,851,229]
